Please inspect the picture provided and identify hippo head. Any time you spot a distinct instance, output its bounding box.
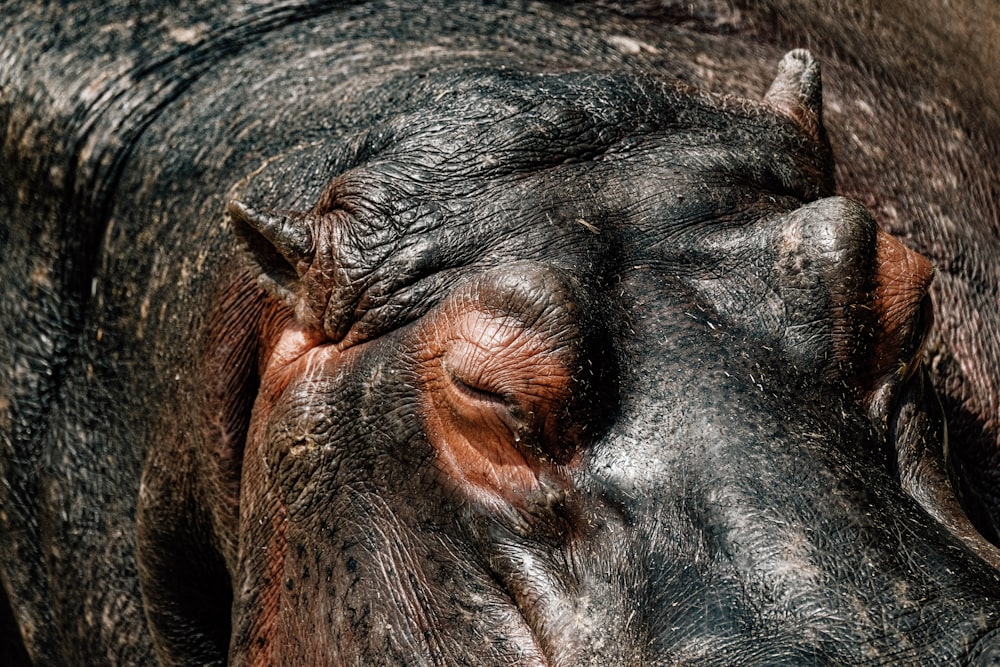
[138,52,1000,664]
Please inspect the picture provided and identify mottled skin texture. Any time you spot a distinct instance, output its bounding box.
[2,1,1000,665]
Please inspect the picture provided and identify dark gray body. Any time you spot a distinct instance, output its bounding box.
[2,1,1000,665]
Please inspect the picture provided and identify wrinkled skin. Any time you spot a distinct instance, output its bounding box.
[3,1,1000,665]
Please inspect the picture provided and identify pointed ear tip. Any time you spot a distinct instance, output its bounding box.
[227,199,254,222]
[772,49,822,92]
[762,49,828,144]
[765,48,824,110]
[781,49,818,69]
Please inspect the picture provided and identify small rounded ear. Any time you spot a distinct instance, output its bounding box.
[228,199,315,309]
[764,49,826,143]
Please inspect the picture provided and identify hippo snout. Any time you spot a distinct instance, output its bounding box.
[5,2,1000,662]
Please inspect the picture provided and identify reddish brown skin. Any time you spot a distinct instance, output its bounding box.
[870,231,934,383]
[3,1,1000,665]
[240,324,315,666]
[415,289,579,507]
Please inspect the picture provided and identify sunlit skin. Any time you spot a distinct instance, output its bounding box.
[3,2,1000,665]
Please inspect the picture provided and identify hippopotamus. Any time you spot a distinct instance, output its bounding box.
[3,0,1000,664]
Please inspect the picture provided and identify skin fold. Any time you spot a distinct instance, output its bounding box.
[1,1,1000,664]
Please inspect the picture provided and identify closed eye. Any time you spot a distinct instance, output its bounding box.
[443,362,526,438]
[447,368,505,404]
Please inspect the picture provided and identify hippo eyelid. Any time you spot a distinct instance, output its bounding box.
[442,360,527,438]
[446,364,504,402]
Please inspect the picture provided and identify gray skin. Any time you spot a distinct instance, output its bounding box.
[2,0,1000,665]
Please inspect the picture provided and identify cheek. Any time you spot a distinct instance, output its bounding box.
[251,331,354,506]
[258,326,328,401]
[235,336,349,665]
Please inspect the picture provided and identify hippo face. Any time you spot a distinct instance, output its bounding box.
[137,54,997,665]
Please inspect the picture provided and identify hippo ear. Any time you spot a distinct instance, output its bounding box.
[764,49,826,143]
[227,200,315,309]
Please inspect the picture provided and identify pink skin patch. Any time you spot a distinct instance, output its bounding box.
[870,229,935,383]
[414,301,577,510]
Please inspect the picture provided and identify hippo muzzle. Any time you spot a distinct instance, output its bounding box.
[4,0,997,658]
[160,61,1000,664]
